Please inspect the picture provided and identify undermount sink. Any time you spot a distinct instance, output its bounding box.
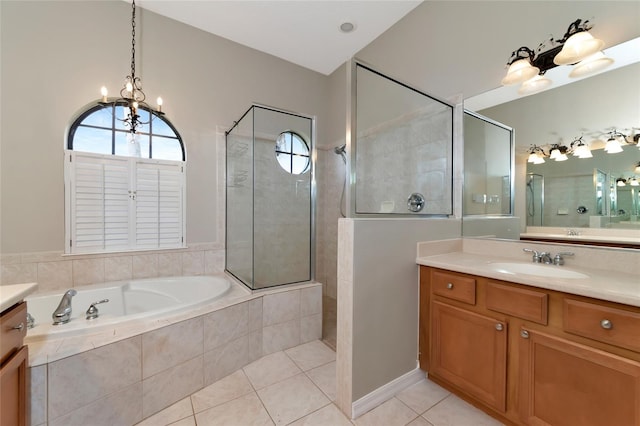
[488,262,589,279]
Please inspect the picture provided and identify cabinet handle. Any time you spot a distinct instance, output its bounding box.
[520,330,529,339]
[11,323,24,331]
[446,283,454,290]
[495,323,504,331]
[600,319,613,330]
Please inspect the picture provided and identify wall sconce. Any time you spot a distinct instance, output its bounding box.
[602,130,629,154]
[635,162,640,174]
[629,177,640,187]
[549,144,569,161]
[502,19,612,95]
[570,136,592,158]
[527,145,546,164]
[616,178,627,187]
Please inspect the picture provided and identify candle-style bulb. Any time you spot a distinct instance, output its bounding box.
[126,82,133,94]
[157,97,163,112]
[100,86,108,103]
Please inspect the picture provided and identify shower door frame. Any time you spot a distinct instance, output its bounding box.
[225,103,316,289]
[346,59,459,218]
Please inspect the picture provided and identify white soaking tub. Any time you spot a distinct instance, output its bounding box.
[25,275,231,341]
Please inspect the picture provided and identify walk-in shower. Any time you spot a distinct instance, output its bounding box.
[526,173,544,226]
[225,105,315,290]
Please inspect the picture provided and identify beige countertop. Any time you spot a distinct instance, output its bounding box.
[416,239,640,308]
[0,282,38,312]
[520,232,640,245]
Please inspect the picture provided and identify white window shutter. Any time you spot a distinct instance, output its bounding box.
[68,153,130,253]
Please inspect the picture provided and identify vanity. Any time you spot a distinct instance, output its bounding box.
[417,239,640,426]
[1,283,38,426]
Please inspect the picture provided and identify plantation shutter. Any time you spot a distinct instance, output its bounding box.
[66,151,185,254]
[135,161,184,249]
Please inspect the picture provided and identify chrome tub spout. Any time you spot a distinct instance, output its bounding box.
[52,289,77,325]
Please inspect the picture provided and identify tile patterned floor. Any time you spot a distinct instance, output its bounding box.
[136,340,504,426]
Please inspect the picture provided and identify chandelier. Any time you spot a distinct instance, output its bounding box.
[99,0,164,136]
[501,19,613,95]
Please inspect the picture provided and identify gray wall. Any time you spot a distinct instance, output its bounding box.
[0,1,329,253]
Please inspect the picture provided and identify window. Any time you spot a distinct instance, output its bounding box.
[275,131,310,174]
[65,103,186,254]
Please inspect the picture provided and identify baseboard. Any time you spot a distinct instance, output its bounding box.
[351,367,425,419]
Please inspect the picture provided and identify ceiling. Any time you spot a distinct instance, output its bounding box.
[136,0,423,76]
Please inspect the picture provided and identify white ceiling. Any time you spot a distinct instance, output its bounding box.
[136,0,423,75]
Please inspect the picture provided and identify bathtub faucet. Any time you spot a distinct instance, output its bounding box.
[52,289,77,325]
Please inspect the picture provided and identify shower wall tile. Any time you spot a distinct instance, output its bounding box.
[132,254,159,279]
[157,252,182,277]
[203,335,249,385]
[204,249,225,274]
[47,336,141,420]
[263,318,300,355]
[72,258,105,286]
[142,317,204,379]
[182,251,204,275]
[29,365,47,426]
[263,290,300,326]
[301,286,322,317]
[203,302,249,352]
[36,261,72,292]
[104,256,133,282]
[142,355,203,419]
[49,383,142,426]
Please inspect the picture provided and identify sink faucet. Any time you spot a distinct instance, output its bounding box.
[522,248,541,263]
[52,289,77,325]
[539,252,553,264]
[553,252,574,265]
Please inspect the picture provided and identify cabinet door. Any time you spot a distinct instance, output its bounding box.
[519,328,640,426]
[431,301,507,412]
[0,345,28,426]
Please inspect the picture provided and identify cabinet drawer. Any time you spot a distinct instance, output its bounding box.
[564,299,640,352]
[432,270,476,305]
[1,302,27,365]
[486,281,548,325]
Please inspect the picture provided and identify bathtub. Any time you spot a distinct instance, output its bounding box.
[25,275,231,341]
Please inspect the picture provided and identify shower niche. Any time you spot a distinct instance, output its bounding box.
[225,105,314,290]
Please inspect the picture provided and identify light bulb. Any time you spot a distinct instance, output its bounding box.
[527,152,538,163]
[501,59,540,86]
[157,97,163,112]
[554,31,604,65]
[604,137,623,154]
[549,148,560,159]
[100,86,108,102]
[569,51,614,78]
[555,153,568,162]
[126,82,133,94]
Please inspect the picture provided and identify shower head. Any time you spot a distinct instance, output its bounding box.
[334,144,346,155]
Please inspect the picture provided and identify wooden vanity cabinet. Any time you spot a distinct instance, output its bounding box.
[0,302,28,426]
[419,266,640,426]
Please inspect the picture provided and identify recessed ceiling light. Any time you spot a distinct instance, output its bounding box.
[340,22,356,33]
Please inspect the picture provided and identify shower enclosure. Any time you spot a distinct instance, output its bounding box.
[526,173,544,226]
[225,105,315,290]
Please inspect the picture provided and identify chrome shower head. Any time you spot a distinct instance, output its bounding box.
[334,144,346,155]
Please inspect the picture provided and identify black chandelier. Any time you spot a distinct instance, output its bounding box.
[99,0,164,135]
[501,19,613,95]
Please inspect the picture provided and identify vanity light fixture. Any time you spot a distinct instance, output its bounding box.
[629,177,640,187]
[602,130,627,154]
[549,144,569,161]
[616,178,627,187]
[501,19,612,95]
[99,0,164,142]
[570,136,592,158]
[526,145,546,164]
[635,162,640,174]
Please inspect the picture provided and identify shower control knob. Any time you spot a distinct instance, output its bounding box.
[407,193,425,212]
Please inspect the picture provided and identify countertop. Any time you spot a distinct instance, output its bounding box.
[417,252,640,307]
[520,232,640,245]
[0,282,38,312]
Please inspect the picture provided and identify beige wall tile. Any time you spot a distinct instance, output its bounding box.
[300,286,322,317]
[300,313,322,344]
[263,319,300,355]
[47,336,141,420]
[49,383,142,426]
[1,262,37,285]
[104,256,132,282]
[72,258,105,286]
[158,252,182,277]
[248,298,263,332]
[132,254,159,279]
[203,335,249,385]
[203,302,249,352]
[29,365,47,426]
[248,330,263,363]
[36,261,72,292]
[142,317,204,379]
[142,355,204,419]
[204,249,224,275]
[182,251,204,275]
[263,290,300,326]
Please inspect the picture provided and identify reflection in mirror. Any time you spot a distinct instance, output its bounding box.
[463,111,513,216]
[467,57,640,246]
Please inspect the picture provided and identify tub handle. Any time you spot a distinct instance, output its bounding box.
[86,299,109,320]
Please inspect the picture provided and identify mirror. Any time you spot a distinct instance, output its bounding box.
[464,39,640,245]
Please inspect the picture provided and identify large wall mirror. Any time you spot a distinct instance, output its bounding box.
[464,37,640,246]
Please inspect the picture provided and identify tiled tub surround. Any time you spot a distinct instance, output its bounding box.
[416,238,640,307]
[0,243,225,293]
[27,280,323,426]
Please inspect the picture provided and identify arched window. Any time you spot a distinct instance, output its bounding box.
[65,103,186,254]
[68,103,184,161]
[275,131,310,174]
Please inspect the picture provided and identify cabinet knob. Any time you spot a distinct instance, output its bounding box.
[495,323,504,331]
[11,323,24,331]
[600,319,613,330]
[520,330,530,339]
[446,283,454,290]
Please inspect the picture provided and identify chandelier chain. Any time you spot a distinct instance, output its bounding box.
[130,0,136,80]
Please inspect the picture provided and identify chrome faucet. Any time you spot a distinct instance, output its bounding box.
[539,252,553,264]
[553,252,574,265]
[522,248,542,263]
[52,289,77,325]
